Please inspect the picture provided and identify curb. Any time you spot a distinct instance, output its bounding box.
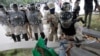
[82,46,100,56]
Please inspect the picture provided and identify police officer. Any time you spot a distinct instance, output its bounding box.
[0,5,12,38]
[27,3,45,40]
[42,2,59,41]
[9,3,28,42]
[73,0,80,20]
[18,4,31,40]
[58,2,84,56]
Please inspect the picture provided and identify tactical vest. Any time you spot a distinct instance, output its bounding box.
[61,22,76,36]
[59,12,73,28]
[27,11,42,25]
[59,12,76,36]
[9,10,25,27]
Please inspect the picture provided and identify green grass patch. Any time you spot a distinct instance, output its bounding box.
[0,48,32,56]
[80,14,100,31]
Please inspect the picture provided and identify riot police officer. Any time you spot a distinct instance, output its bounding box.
[0,5,12,39]
[9,3,28,42]
[27,3,45,40]
[58,2,84,56]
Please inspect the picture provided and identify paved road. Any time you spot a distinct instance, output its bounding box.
[0,41,98,56]
[55,47,97,56]
[84,42,100,49]
[70,47,97,56]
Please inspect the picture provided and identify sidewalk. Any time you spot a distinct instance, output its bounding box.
[82,46,100,56]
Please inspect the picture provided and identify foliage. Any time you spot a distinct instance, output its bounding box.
[0,49,32,56]
[0,0,42,7]
[80,14,100,31]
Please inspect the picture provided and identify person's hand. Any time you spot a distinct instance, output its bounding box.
[97,5,100,12]
[66,42,73,53]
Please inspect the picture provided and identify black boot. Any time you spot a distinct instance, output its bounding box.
[40,32,45,39]
[22,33,29,41]
[16,35,21,42]
[11,34,16,42]
[44,38,48,45]
[34,33,38,40]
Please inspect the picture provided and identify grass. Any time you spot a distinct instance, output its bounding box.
[91,14,100,31]
[0,48,32,56]
[0,14,100,56]
[79,14,100,31]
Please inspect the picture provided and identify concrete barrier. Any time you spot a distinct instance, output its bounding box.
[0,41,59,51]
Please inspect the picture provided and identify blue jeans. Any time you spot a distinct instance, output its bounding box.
[59,49,66,56]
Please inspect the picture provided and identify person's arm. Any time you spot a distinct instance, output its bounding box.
[94,0,100,11]
[94,0,99,11]
[66,42,73,56]
[94,0,99,6]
